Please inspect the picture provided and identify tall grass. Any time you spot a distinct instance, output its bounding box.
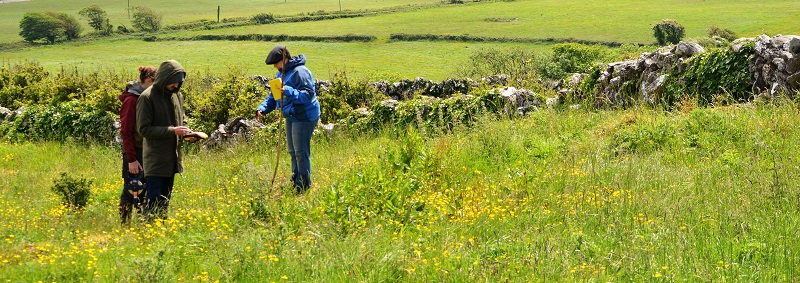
[1,101,799,281]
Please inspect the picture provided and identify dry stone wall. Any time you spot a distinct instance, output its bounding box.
[566,34,800,106]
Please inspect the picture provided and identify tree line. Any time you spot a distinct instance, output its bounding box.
[18,5,162,44]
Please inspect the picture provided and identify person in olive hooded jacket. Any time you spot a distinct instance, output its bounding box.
[136,60,194,219]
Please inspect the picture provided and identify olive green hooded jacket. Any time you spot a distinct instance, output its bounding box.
[136,60,187,177]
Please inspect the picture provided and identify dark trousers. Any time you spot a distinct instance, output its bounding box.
[145,175,174,219]
[119,148,145,224]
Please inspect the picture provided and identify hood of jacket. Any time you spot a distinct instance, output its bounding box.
[281,55,306,74]
[153,60,186,95]
[119,81,146,102]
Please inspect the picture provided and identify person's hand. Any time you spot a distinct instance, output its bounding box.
[174,126,191,136]
[185,137,199,143]
[256,110,263,121]
[128,161,142,175]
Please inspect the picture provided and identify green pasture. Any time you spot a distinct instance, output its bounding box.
[3,0,798,45]
[0,0,440,43]
[0,40,550,80]
[2,103,800,281]
[175,0,800,44]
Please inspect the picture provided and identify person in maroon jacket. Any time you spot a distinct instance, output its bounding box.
[119,66,157,224]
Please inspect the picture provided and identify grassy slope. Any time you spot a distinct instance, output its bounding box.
[174,0,800,44]
[0,0,440,43]
[0,40,550,80]
[1,104,799,281]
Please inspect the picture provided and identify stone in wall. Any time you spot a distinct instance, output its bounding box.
[749,34,800,95]
[203,116,264,149]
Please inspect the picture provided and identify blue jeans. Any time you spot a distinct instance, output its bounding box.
[145,176,174,219]
[286,119,318,193]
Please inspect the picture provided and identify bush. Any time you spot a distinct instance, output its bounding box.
[653,19,685,46]
[456,47,539,82]
[0,101,116,143]
[540,43,608,80]
[117,25,131,34]
[18,12,66,44]
[183,69,263,132]
[252,13,275,24]
[131,6,162,32]
[707,26,737,42]
[51,172,93,210]
[48,12,82,40]
[79,5,112,35]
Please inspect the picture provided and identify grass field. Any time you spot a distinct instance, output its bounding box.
[2,103,799,281]
[3,0,800,281]
[1,0,798,81]
[0,0,441,43]
[0,40,550,80]
[172,0,800,44]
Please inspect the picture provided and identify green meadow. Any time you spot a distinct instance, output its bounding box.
[172,0,800,44]
[1,0,799,80]
[0,40,548,80]
[2,104,800,281]
[0,0,440,43]
[2,0,800,281]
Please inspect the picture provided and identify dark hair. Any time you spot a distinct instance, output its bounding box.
[138,66,157,83]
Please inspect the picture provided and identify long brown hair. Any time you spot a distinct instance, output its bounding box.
[138,66,157,83]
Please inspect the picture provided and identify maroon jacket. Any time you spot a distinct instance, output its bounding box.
[119,81,146,163]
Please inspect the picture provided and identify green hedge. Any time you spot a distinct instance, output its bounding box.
[389,33,639,47]
[0,101,115,143]
[159,34,376,43]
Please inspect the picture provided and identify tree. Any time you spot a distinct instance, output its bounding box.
[707,26,738,42]
[79,5,112,34]
[48,12,82,40]
[19,12,65,44]
[131,6,162,32]
[652,19,685,46]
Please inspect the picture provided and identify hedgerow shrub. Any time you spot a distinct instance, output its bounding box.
[707,26,738,42]
[0,62,126,113]
[653,19,685,45]
[0,62,49,107]
[0,100,115,143]
[662,43,754,106]
[131,6,161,32]
[456,47,540,82]
[184,69,263,133]
[164,34,375,43]
[539,43,609,80]
[252,13,275,24]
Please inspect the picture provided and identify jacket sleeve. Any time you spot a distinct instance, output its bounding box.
[137,95,175,139]
[120,95,139,163]
[256,94,277,114]
[283,67,316,105]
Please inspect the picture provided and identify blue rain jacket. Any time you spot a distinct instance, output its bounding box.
[256,55,320,122]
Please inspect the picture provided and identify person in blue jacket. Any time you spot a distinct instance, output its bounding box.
[256,45,321,194]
